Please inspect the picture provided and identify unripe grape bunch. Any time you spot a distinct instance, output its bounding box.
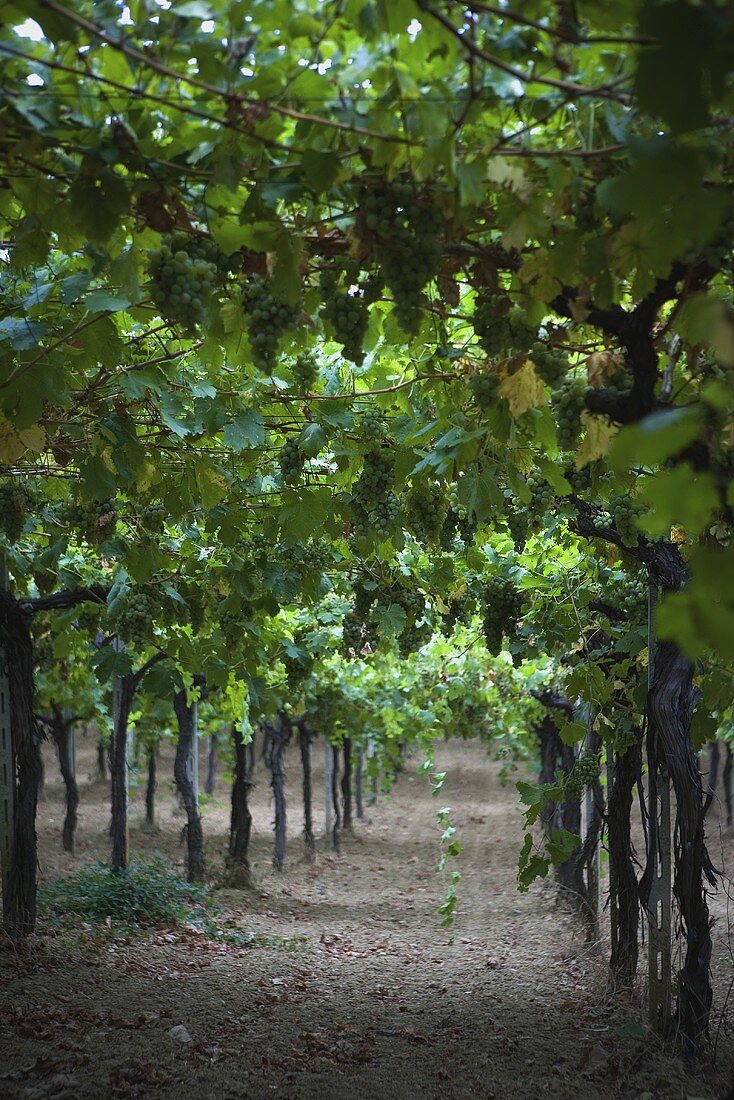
[474,296,536,358]
[529,342,568,388]
[406,480,448,543]
[279,439,305,485]
[551,379,586,450]
[108,587,158,645]
[148,234,222,328]
[242,275,300,373]
[63,497,117,544]
[322,284,370,365]
[612,494,646,548]
[566,750,601,797]
[359,178,444,333]
[291,352,319,391]
[0,479,33,543]
[358,405,388,444]
[469,370,501,410]
[481,575,524,656]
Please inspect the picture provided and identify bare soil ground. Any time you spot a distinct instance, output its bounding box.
[1,733,733,1099]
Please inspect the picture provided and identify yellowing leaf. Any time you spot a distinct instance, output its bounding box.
[19,424,46,453]
[487,157,528,195]
[0,417,47,462]
[499,360,547,417]
[575,413,618,467]
[586,351,624,388]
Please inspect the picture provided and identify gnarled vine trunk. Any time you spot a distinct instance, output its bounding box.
[342,737,353,831]
[355,745,364,820]
[298,719,315,859]
[643,639,714,1057]
[227,721,253,885]
[173,688,205,883]
[205,733,217,796]
[0,592,41,939]
[265,714,290,871]
[110,674,135,873]
[45,705,79,855]
[331,742,341,852]
[145,747,157,829]
[607,733,643,986]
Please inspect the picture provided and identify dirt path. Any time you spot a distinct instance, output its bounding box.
[1,736,732,1098]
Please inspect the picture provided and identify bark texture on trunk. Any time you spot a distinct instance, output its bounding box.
[342,737,353,832]
[355,745,364,820]
[227,721,253,885]
[298,720,315,859]
[264,714,290,871]
[331,742,341,852]
[0,592,41,939]
[607,734,643,985]
[205,733,217,796]
[173,689,205,883]
[145,747,157,828]
[44,705,79,855]
[97,736,108,780]
[642,640,715,1057]
[110,675,135,874]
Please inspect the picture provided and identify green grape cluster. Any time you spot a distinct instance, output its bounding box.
[360,179,444,333]
[353,448,394,504]
[612,495,645,548]
[564,464,591,494]
[140,502,165,532]
[398,620,432,657]
[474,296,536,358]
[566,751,601,797]
[481,575,524,656]
[351,448,398,539]
[148,235,220,327]
[242,276,300,373]
[389,584,425,623]
[353,581,377,618]
[505,503,529,551]
[304,540,332,571]
[613,573,647,620]
[219,603,246,645]
[0,480,32,543]
[406,481,448,543]
[352,493,401,540]
[444,488,478,546]
[441,595,471,636]
[283,648,314,687]
[322,285,370,365]
[358,406,388,444]
[64,497,117,544]
[279,439,305,485]
[469,370,501,410]
[342,611,365,656]
[292,352,318,391]
[108,587,158,645]
[552,379,586,450]
[529,342,568,388]
[526,471,553,518]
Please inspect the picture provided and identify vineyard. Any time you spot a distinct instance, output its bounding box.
[1,0,734,1096]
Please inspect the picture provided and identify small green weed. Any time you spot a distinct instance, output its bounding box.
[39,859,216,932]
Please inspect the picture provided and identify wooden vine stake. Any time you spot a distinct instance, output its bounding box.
[646,580,673,1033]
